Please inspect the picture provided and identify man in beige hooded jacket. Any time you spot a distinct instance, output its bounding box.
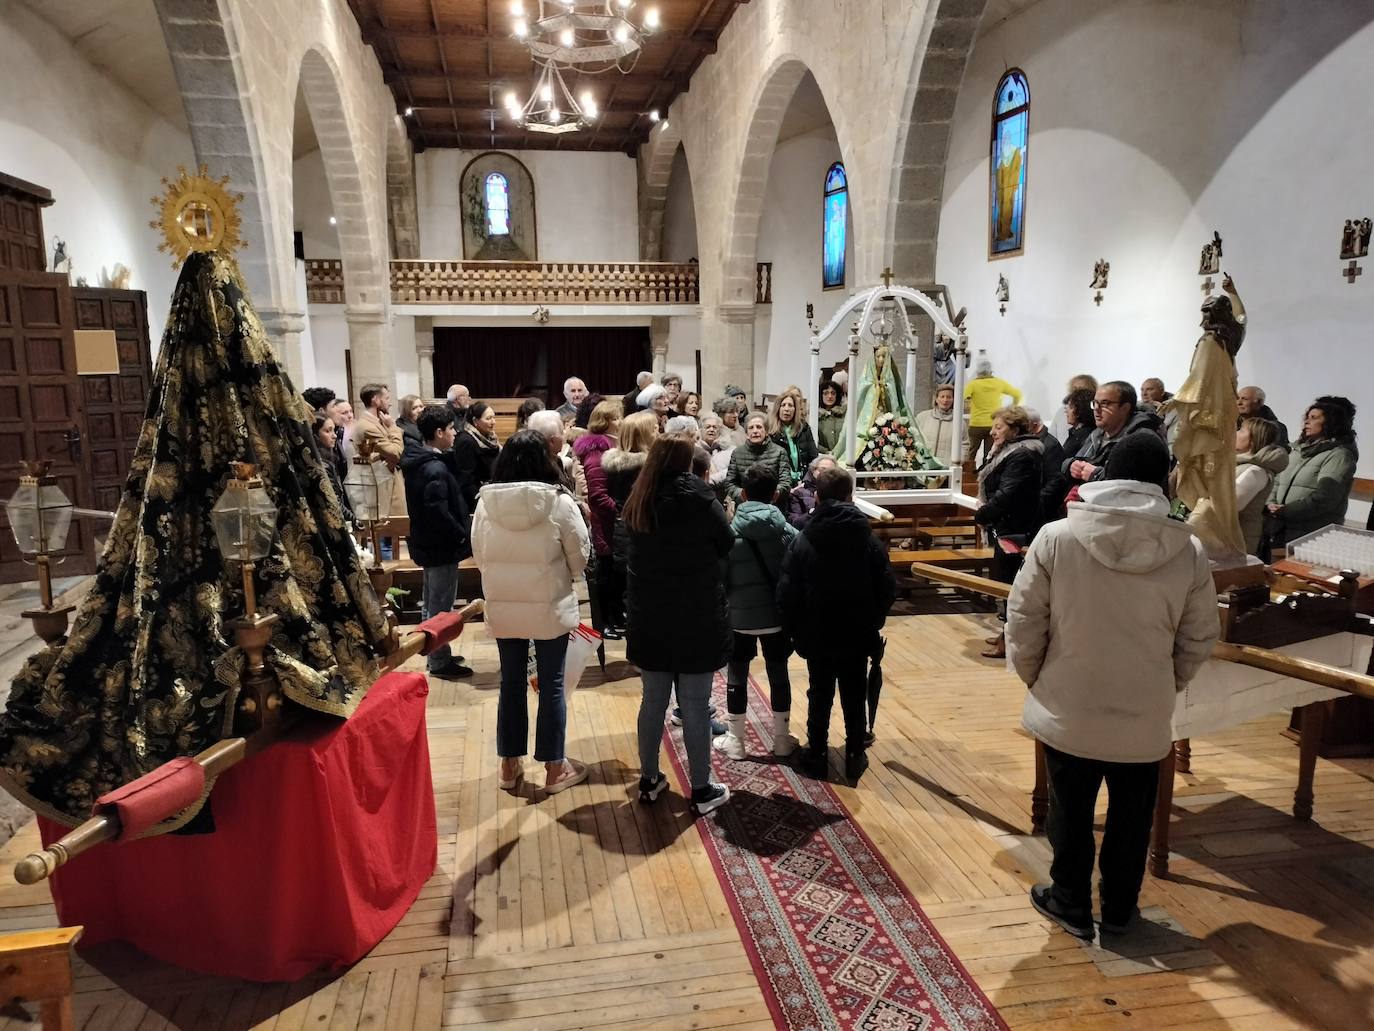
[1007,432,1218,939]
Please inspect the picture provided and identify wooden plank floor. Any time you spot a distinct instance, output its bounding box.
[0,607,1371,1029]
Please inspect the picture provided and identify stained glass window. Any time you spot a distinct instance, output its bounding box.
[823,162,848,289]
[989,69,1029,258]
[485,172,511,236]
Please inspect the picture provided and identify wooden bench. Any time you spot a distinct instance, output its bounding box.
[0,927,82,1030]
[889,547,994,572]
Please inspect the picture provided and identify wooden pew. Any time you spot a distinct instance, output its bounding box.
[0,927,82,1030]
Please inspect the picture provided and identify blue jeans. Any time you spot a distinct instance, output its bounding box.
[639,670,714,790]
[496,636,571,763]
[422,563,460,672]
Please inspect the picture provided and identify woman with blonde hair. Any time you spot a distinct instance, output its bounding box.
[768,385,818,488]
[602,410,659,638]
[397,393,424,448]
[576,399,625,635]
[1235,417,1288,557]
[624,433,733,815]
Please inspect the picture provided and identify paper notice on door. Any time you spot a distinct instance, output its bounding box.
[74,330,119,375]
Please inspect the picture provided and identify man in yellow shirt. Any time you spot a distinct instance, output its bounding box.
[964,359,1022,463]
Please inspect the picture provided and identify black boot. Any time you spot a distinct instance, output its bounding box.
[844,748,869,783]
[796,745,828,780]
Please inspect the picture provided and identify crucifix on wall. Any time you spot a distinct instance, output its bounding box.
[1344,260,1363,285]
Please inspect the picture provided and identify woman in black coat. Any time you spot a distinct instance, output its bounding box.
[974,406,1044,658]
[453,401,501,511]
[769,386,819,488]
[1041,388,1094,524]
[624,433,733,817]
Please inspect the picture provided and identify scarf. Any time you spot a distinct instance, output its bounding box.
[466,423,500,451]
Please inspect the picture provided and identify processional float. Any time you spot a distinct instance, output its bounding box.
[0,168,479,979]
[805,269,977,509]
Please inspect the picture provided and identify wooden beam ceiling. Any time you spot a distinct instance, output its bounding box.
[347,0,745,152]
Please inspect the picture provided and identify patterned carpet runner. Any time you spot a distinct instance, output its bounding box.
[662,675,1008,1031]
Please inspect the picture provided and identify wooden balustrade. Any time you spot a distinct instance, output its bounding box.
[303,259,345,304]
[386,260,699,305]
[304,258,715,307]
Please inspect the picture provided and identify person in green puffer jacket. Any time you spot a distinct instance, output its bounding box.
[1267,396,1359,546]
[716,463,799,762]
[725,412,789,503]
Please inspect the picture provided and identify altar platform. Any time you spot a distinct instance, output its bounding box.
[0,606,1371,1029]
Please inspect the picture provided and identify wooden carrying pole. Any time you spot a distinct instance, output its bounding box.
[909,562,1374,703]
[13,601,483,886]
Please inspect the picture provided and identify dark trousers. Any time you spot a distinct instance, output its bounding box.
[805,655,868,755]
[725,631,791,715]
[1043,744,1160,921]
[597,559,625,627]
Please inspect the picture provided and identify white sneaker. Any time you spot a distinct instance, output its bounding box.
[771,711,798,757]
[773,733,799,758]
[713,732,747,760]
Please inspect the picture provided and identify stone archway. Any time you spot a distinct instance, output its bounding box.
[153,0,285,310]
[637,118,684,261]
[886,0,990,283]
[385,115,420,260]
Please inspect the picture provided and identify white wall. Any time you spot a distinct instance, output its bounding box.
[0,3,194,343]
[937,0,1374,493]
[416,149,640,261]
[293,149,342,260]
[662,146,698,262]
[757,127,856,394]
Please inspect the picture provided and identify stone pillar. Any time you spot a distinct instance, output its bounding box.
[414,316,435,399]
[257,307,308,388]
[650,316,670,377]
[345,305,394,395]
[705,302,756,405]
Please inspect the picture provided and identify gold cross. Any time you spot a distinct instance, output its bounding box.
[881,267,895,288]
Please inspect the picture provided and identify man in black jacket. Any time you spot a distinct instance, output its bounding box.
[1062,381,1163,488]
[1237,385,1290,449]
[401,405,473,679]
[778,466,896,783]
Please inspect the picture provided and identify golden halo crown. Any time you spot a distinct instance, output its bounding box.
[149,165,245,267]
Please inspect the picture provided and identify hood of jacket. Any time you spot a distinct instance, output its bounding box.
[602,447,648,477]
[802,499,872,551]
[820,403,846,419]
[1237,443,1290,475]
[732,499,791,541]
[477,480,558,531]
[573,432,614,461]
[1296,434,1360,463]
[1119,407,1164,438]
[400,440,445,474]
[1067,480,1196,573]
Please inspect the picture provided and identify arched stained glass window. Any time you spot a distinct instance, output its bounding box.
[485,172,511,236]
[990,69,1029,258]
[822,162,848,289]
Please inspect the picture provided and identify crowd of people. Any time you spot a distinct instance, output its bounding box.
[299,362,1362,936]
[299,371,895,815]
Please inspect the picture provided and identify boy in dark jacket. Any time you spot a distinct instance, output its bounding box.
[401,405,473,679]
[717,463,799,761]
[778,465,896,782]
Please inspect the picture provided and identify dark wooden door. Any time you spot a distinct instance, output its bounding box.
[0,173,52,274]
[0,272,96,582]
[72,288,153,515]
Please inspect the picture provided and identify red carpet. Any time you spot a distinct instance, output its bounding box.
[662,675,1008,1031]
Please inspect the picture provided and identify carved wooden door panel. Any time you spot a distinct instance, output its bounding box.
[0,272,96,583]
[72,288,153,515]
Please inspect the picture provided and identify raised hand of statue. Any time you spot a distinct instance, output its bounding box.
[1221,273,1235,294]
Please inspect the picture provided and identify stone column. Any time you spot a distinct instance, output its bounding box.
[414,316,435,399]
[705,302,756,405]
[650,316,670,377]
[345,305,394,395]
[257,307,308,388]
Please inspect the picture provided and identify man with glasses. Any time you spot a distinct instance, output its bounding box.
[1061,381,1163,488]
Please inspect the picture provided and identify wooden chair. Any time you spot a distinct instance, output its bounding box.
[0,927,82,1030]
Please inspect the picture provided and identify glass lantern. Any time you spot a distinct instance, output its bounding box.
[210,464,278,566]
[5,462,73,557]
[343,454,395,524]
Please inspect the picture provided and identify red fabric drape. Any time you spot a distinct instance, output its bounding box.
[40,672,437,982]
[432,326,650,407]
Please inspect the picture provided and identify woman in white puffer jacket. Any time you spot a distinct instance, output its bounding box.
[472,430,591,796]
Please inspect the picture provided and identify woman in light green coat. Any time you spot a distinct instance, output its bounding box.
[1267,396,1358,545]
